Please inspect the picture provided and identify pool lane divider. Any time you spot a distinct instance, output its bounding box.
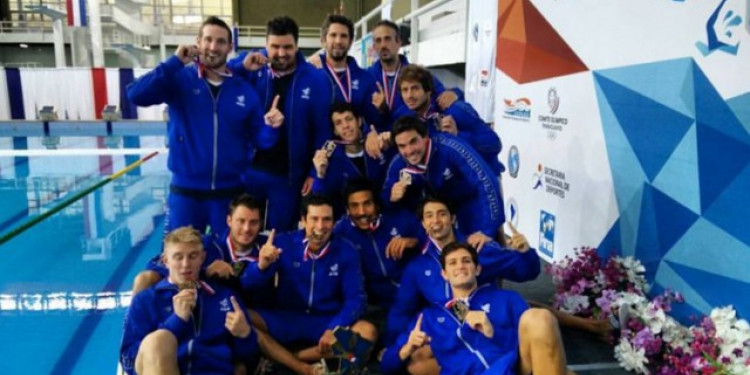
[0,151,159,246]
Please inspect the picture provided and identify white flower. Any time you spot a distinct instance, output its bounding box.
[559,294,590,314]
[661,317,691,348]
[614,339,649,374]
[643,303,666,334]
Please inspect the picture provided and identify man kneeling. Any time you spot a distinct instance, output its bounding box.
[120,227,257,375]
[381,242,570,375]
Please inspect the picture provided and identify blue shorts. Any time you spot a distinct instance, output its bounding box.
[165,188,237,236]
[255,309,333,345]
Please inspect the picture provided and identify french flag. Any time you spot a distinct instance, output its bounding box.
[66,0,88,27]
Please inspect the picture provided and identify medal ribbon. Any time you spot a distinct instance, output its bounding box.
[326,60,352,103]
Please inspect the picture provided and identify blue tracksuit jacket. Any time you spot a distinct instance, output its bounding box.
[320,53,385,129]
[381,284,529,375]
[366,54,464,130]
[127,55,278,191]
[240,230,366,329]
[120,279,259,375]
[333,211,424,310]
[391,101,504,175]
[386,233,540,340]
[311,144,394,216]
[228,51,334,184]
[203,230,272,308]
[382,133,504,236]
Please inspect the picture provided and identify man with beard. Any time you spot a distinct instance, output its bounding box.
[315,14,383,130]
[311,103,394,217]
[228,16,333,231]
[385,198,540,374]
[363,20,462,159]
[383,116,503,238]
[333,178,422,344]
[394,64,504,177]
[242,194,377,372]
[127,16,282,237]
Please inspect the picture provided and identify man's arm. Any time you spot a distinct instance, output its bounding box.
[446,141,504,236]
[120,293,156,375]
[327,242,367,329]
[126,55,185,106]
[476,241,540,284]
[445,101,501,156]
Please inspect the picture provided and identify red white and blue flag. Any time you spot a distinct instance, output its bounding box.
[66,0,88,27]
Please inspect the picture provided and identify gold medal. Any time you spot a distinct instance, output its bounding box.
[232,261,246,277]
[452,300,469,323]
[178,281,197,290]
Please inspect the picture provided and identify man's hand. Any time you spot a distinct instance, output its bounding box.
[173,288,197,321]
[436,90,458,110]
[439,115,458,136]
[301,176,314,196]
[312,149,329,178]
[372,82,387,112]
[385,237,418,260]
[258,229,282,271]
[264,95,284,128]
[467,231,492,253]
[465,310,494,339]
[175,45,199,65]
[225,296,252,338]
[206,260,234,279]
[242,52,268,72]
[390,180,408,202]
[365,125,384,159]
[399,314,429,360]
[308,53,323,69]
[506,222,530,253]
[318,329,336,357]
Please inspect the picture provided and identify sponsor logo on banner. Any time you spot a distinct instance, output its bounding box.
[538,87,568,140]
[696,0,743,56]
[539,210,555,258]
[531,163,570,198]
[480,69,490,87]
[503,98,531,121]
[506,198,519,228]
[508,145,520,178]
[531,163,544,190]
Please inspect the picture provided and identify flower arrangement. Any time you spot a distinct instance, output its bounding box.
[546,247,649,321]
[548,248,750,374]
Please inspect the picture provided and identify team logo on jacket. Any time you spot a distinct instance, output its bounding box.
[390,227,399,237]
[236,95,245,107]
[220,298,231,312]
[443,168,454,180]
[482,303,490,313]
[437,316,445,323]
[301,87,311,100]
[329,263,339,276]
[424,270,432,277]
[352,79,359,90]
[293,261,301,268]
[193,88,201,95]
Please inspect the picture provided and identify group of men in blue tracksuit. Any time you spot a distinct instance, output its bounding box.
[121,12,571,375]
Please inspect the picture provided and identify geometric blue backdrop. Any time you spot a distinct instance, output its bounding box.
[593,57,750,323]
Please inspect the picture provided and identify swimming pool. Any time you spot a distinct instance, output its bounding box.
[0,133,169,375]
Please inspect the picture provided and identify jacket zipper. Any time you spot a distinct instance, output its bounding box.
[202,79,221,190]
[307,259,316,312]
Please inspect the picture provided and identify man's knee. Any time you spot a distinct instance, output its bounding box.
[136,330,178,373]
[352,320,378,342]
[133,271,161,294]
[520,308,560,342]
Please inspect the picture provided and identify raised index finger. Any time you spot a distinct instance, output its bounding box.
[230,295,243,312]
[506,221,520,235]
[376,81,385,94]
[414,313,423,332]
[271,95,281,110]
[265,229,276,246]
